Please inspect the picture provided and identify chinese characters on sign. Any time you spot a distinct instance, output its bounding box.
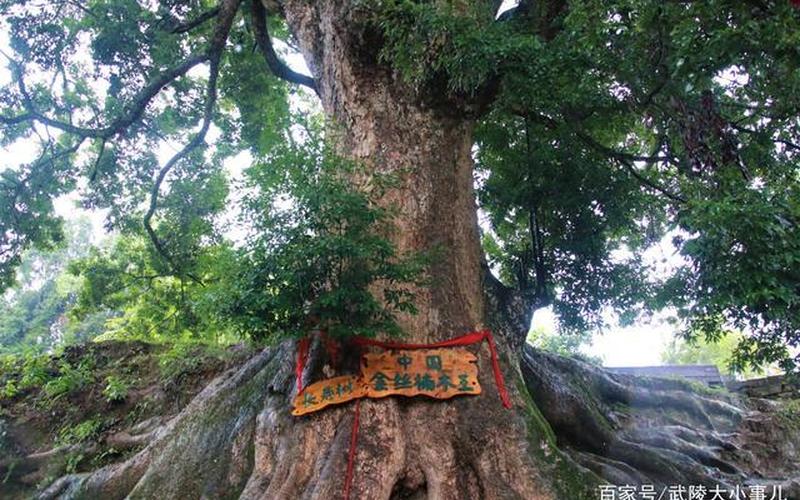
[291,375,367,416]
[362,348,481,399]
[291,348,481,415]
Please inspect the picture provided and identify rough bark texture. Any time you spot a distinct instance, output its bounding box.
[282,0,488,342]
[521,346,800,496]
[8,2,800,499]
[22,2,569,499]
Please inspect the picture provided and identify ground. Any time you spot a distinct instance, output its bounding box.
[0,340,255,499]
[1,340,799,499]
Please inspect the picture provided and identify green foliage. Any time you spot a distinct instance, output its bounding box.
[58,418,102,446]
[0,142,76,290]
[3,0,800,372]
[2,379,19,399]
[102,375,129,403]
[662,332,768,379]
[15,350,51,390]
[156,342,207,380]
[42,358,95,399]
[0,348,96,402]
[215,127,427,341]
[527,324,601,365]
[0,218,100,353]
[666,184,800,373]
[477,114,656,332]
[57,417,104,472]
[67,235,230,343]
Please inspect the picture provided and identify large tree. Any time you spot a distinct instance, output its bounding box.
[2,0,800,498]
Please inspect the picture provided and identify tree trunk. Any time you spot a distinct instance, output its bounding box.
[275,2,561,498]
[9,3,800,500]
[36,3,579,499]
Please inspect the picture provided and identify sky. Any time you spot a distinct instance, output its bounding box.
[0,8,682,368]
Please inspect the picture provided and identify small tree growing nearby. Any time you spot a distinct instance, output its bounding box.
[213,132,428,341]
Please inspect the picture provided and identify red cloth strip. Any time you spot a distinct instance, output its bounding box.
[484,331,512,409]
[295,336,311,393]
[352,330,512,409]
[343,398,361,500]
[351,329,488,350]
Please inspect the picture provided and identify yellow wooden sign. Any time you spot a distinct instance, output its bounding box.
[291,349,481,416]
[291,375,367,416]
[361,348,481,399]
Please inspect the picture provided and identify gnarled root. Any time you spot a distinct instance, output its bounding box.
[521,346,800,493]
[37,341,568,499]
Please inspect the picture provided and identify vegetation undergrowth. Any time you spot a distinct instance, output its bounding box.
[0,339,255,486]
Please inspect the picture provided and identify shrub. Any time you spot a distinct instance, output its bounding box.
[43,359,94,399]
[102,375,129,403]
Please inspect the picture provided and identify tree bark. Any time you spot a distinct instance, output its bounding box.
[35,3,577,499]
[272,2,561,498]
[7,3,800,500]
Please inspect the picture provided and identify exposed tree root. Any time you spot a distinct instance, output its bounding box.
[521,346,800,496]
[9,340,798,499]
[32,339,573,500]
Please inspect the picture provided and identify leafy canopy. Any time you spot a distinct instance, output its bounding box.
[1,1,800,370]
[380,0,800,370]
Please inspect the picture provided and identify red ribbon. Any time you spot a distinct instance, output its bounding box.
[294,329,512,406]
[320,330,340,366]
[343,398,361,500]
[296,330,513,500]
[295,336,311,393]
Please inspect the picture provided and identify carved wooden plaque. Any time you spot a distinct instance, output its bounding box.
[361,348,481,399]
[291,374,367,416]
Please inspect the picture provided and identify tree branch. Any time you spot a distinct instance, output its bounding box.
[731,123,800,152]
[513,109,686,203]
[143,0,243,282]
[3,51,209,139]
[571,128,675,165]
[573,123,686,203]
[251,0,317,93]
[0,112,33,126]
[170,7,221,34]
[617,158,687,204]
[522,117,551,305]
[88,139,107,183]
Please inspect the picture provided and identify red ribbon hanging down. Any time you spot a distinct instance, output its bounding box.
[319,330,341,366]
[351,329,513,409]
[342,398,361,500]
[295,336,311,393]
[295,330,512,500]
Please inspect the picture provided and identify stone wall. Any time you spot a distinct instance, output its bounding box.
[727,375,800,398]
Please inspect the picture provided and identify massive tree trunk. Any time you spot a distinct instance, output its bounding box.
[26,2,800,499]
[36,3,578,499]
[270,3,562,497]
